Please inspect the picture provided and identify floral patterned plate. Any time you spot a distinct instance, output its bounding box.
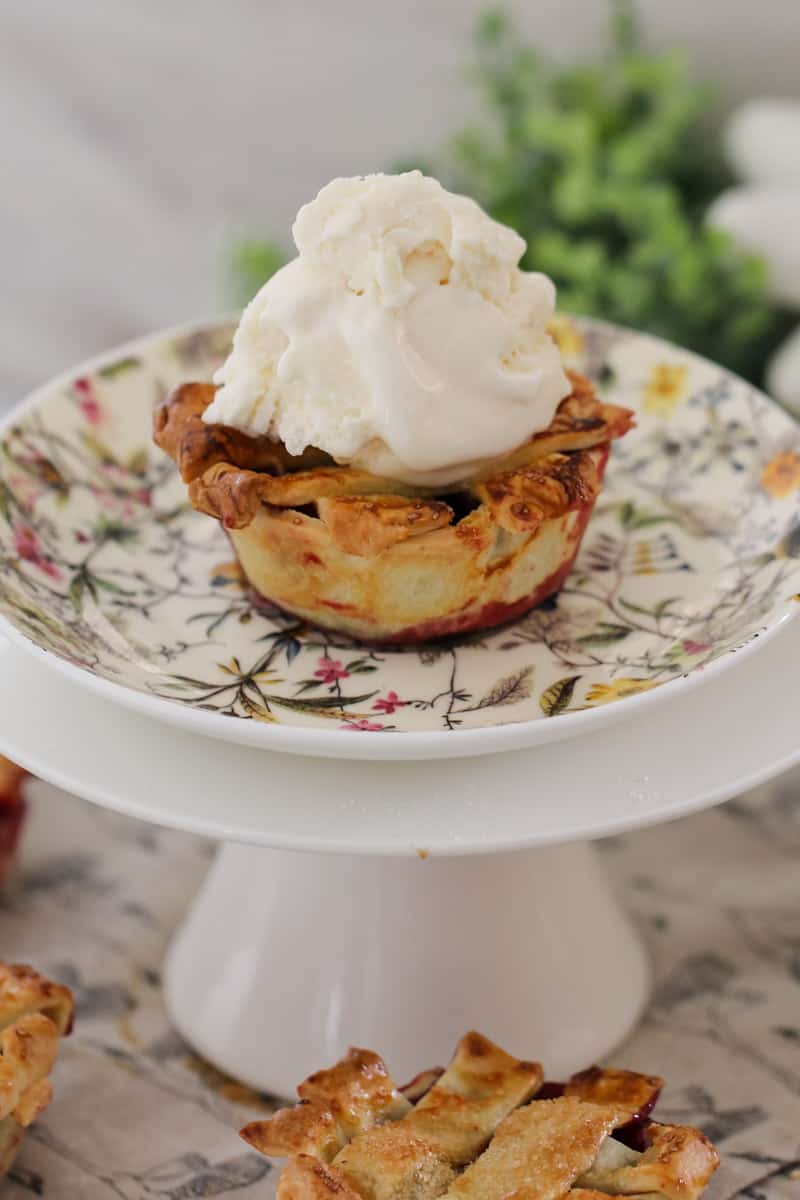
[0,317,798,761]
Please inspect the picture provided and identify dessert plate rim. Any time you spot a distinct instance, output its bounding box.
[0,620,798,853]
[0,315,797,762]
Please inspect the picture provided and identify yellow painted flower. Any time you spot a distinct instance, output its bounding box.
[634,542,655,575]
[547,314,584,362]
[247,705,279,724]
[586,677,660,705]
[643,364,688,417]
[760,451,800,499]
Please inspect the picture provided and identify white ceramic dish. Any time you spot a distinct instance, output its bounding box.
[1,317,798,760]
[1,615,798,856]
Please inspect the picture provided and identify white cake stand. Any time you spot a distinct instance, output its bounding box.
[2,618,798,1096]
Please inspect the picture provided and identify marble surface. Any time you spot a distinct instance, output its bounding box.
[3,0,799,411]
[1,775,799,1197]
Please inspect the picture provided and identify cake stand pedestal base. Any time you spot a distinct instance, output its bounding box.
[164,839,649,1096]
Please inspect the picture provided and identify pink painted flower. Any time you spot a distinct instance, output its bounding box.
[13,525,62,580]
[74,376,102,425]
[341,719,385,732]
[372,691,407,714]
[682,639,713,655]
[314,656,350,684]
[14,525,40,561]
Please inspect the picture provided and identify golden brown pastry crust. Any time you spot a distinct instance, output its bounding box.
[266,1034,542,1200]
[575,1121,720,1200]
[242,1037,720,1200]
[565,1066,663,1115]
[317,496,455,556]
[154,382,332,484]
[0,1014,59,1125]
[399,1069,445,1105]
[241,1047,411,1163]
[0,964,74,1179]
[446,1097,630,1200]
[189,462,422,526]
[169,372,632,529]
[220,446,608,642]
[0,963,74,1038]
[473,450,601,535]
[332,1032,541,1193]
[278,1153,366,1200]
[155,372,633,640]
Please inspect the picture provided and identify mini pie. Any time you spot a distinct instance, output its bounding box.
[0,757,28,890]
[154,372,633,642]
[0,963,74,1177]
[240,1033,719,1200]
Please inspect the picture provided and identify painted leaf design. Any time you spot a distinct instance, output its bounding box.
[94,517,138,544]
[284,637,302,664]
[93,576,134,597]
[576,622,631,645]
[219,656,243,676]
[653,596,681,618]
[240,692,276,724]
[81,432,117,465]
[784,524,800,558]
[619,500,678,531]
[619,500,637,530]
[68,567,97,612]
[539,675,581,717]
[620,596,680,619]
[97,356,141,379]
[268,690,378,713]
[583,532,624,571]
[474,665,534,709]
[294,678,323,694]
[619,598,654,617]
[127,448,148,475]
[631,514,679,529]
[68,573,86,613]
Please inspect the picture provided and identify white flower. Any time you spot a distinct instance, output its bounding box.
[707,99,800,416]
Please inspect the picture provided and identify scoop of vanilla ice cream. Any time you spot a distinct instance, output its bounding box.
[204,171,570,488]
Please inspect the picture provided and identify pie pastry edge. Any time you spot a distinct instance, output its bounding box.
[240,1034,720,1200]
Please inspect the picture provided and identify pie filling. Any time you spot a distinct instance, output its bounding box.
[240,1033,719,1200]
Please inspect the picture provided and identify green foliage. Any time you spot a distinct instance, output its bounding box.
[228,237,288,307]
[229,2,792,382]
[427,3,791,382]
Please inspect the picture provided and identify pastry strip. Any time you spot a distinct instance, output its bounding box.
[241,1047,411,1163]
[330,1033,543,1200]
[0,963,74,1037]
[444,1097,630,1200]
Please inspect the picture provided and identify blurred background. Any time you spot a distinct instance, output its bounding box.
[3,0,800,410]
